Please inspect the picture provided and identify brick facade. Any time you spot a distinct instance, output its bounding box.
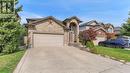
[26,16,81,48]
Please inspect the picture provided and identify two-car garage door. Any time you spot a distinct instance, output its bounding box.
[33,34,64,48]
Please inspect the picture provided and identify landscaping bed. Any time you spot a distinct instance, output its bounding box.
[0,50,25,73]
[95,46,130,62]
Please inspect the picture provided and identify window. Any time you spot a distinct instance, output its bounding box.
[108,28,113,33]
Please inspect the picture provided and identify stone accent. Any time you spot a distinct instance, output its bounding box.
[66,19,80,44]
[64,31,69,46]
[35,19,64,34]
[24,36,28,46]
[28,30,33,48]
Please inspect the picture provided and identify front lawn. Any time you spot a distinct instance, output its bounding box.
[0,50,25,73]
[95,46,130,62]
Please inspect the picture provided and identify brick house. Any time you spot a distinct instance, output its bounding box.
[79,20,114,45]
[26,16,82,48]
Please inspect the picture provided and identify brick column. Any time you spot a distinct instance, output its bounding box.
[76,24,79,43]
[28,30,33,48]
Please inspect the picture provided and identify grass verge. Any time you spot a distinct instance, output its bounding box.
[0,50,25,73]
[95,46,130,62]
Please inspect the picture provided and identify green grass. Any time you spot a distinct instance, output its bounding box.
[0,50,25,73]
[95,46,130,62]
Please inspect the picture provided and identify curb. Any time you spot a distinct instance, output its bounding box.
[126,62,130,66]
[13,49,30,73]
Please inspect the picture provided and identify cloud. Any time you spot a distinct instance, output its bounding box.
[19,11,43,23]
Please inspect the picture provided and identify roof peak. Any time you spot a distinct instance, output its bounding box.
[26,16,55,20]
[64,16,82,23]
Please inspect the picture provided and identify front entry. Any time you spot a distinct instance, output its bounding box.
[69,23,78,43]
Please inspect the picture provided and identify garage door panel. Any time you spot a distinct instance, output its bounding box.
[93,37,106,45]
[33,34,64,48]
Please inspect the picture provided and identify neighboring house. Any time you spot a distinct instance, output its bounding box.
[114,27,121,35]
[26,16,82,48]
[79,20,114,45]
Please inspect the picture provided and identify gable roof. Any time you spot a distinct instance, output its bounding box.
[105,23,114,28]
[26,18,43,23]
[80,20,114,30]
[94,27,107,33]
[114,27,121,31]
[80,20,100,27]
[26,16,69,30]
[63,16,82,23]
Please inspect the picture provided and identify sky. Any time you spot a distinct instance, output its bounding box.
[19,0,130,27]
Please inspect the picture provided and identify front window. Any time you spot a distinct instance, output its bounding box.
[108,28,113,33]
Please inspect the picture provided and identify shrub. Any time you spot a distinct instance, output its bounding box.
[79,31,86,45]
[86,40,94,48]
[0,22,25,54]
[2,42,19,54]
[86,41,97,53]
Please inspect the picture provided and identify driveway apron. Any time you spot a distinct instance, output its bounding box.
[14,46,130,73]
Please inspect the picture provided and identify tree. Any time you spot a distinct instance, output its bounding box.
[106,33,116,40]
[121,13,130,36]
[79,28,97,53]
[84,28,97,53]
[82,28,97,41]
[80,28,97,45]
[0,0,24,54]
[0,0,22,21]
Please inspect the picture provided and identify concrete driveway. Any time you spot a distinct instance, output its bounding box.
[14,46,130,73]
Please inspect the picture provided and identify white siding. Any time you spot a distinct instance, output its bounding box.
[79,26,90,31]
